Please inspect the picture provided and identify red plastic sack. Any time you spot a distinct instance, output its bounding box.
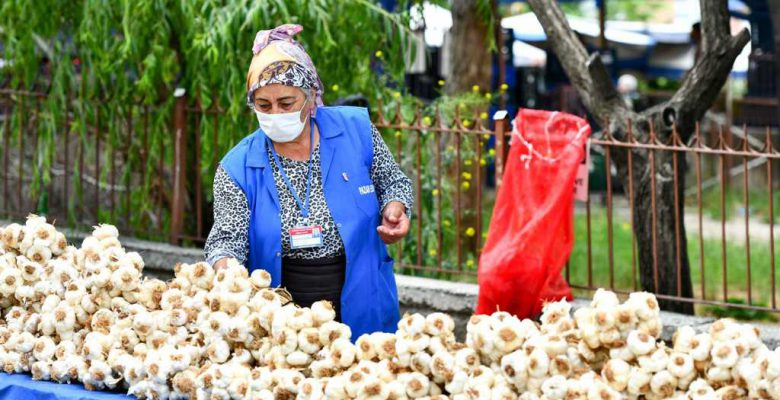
[476,109,590,318]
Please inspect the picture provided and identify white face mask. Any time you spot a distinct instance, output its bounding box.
[255,98,309,143]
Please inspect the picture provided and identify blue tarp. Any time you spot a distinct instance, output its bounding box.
[0,374,134,400]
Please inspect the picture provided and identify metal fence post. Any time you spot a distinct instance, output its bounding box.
[169,89,187,244]
[493,110,509,190]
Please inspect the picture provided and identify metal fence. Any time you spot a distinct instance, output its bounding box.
[2,87,780,314]
[1,88,179,241]
[577,122,780,314]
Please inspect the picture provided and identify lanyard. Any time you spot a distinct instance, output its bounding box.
[267,117,316,224]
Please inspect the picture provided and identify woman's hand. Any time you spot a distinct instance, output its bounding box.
[377,201,410,244]
[213,258,230,271]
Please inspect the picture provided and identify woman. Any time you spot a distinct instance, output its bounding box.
[204,24,413,338]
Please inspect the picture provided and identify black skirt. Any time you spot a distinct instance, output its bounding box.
[281,255,346,322]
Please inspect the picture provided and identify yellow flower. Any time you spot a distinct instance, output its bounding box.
[465,227,475,237]
[464,159,473,167]
[393,91,401,98]
[394,130,402,138]
[438,80,445,87]
[462,120,471,128]
[480,159,486,166]
[471,85,480,93]
[428,249,437,257]
[461,181,470,190]
[485,93,493,100]
[480,112,488,120]
[458,102,466,110]
[331,84,340,92]
[432,189,439,197]
[483,134,490,140]
[482,232,488,239]
[500,83,509,91]
[488,149,496,157]
[466,259,475,268]
[622,223,631,231]
[375,50,384,58]
[423,116,432,126]
[461,172,472,180]
[443,219,451,227]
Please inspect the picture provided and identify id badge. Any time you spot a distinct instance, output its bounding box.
[289,225,323,249]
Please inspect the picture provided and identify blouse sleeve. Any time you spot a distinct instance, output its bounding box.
[369,124,414,217]
[204,165,251,265]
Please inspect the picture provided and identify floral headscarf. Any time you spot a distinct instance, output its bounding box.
[246,24,324,107]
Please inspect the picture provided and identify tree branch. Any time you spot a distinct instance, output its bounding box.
[526,0,627,123]
[586,53,621,107]
[700,0,732,52]
[669,0,750,136]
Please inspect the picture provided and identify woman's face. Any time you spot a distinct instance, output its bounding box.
[252,85,313,120]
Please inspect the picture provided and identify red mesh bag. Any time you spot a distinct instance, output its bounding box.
[476,109,590,318]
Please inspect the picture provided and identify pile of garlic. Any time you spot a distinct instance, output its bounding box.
[1,216,780,400]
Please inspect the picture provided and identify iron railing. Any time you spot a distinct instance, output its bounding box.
[2,87,780,314]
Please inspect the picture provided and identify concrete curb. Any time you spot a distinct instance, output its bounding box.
[3,221,778,346]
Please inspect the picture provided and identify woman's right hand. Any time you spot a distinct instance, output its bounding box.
[213,258,230,271]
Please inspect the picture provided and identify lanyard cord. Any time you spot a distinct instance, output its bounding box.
[267,117,316,222]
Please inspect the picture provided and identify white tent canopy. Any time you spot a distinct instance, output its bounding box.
[512,41,547,68]
[501,12,655,46]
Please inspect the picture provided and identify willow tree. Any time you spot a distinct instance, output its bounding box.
[527,0,750,313]
[0,0,416,237]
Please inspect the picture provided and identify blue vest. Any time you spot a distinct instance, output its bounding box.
[220,106,400,338]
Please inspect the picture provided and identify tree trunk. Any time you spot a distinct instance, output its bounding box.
[446,0,493,261]
[527,0,748,314]
[446,0,492,94]
[614,124,695,314]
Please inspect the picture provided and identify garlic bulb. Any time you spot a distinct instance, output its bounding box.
[32,336,55,362]
[626,291,660,322]
[425,312,455,337]
[602,359,630,391]
[690,333,713,362]
[311,301,336,326]
[711,341,739,368]
[638,345,669,373]
[650,370,678,398]
[398,313,427,336]
[501,350,529,389]
[403,371,431,398]
[686,378,716,399]
[408,350,431,376]
[538,374,567,399]
[591,288,621,309]
[330,338,356,368]
[627,330,656,356]
[527,348,550,379]
[317,320,350,347]
[626,366,652,396]
[494,319,524,354]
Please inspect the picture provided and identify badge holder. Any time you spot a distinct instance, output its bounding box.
[268,118,324,250]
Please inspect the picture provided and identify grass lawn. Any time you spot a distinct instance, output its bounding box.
[691,185,780,225]
[569,208,779,319]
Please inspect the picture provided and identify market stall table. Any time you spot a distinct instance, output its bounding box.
[0,374,134,400]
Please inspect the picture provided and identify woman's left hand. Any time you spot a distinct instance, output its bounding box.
[377,201,410,244]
